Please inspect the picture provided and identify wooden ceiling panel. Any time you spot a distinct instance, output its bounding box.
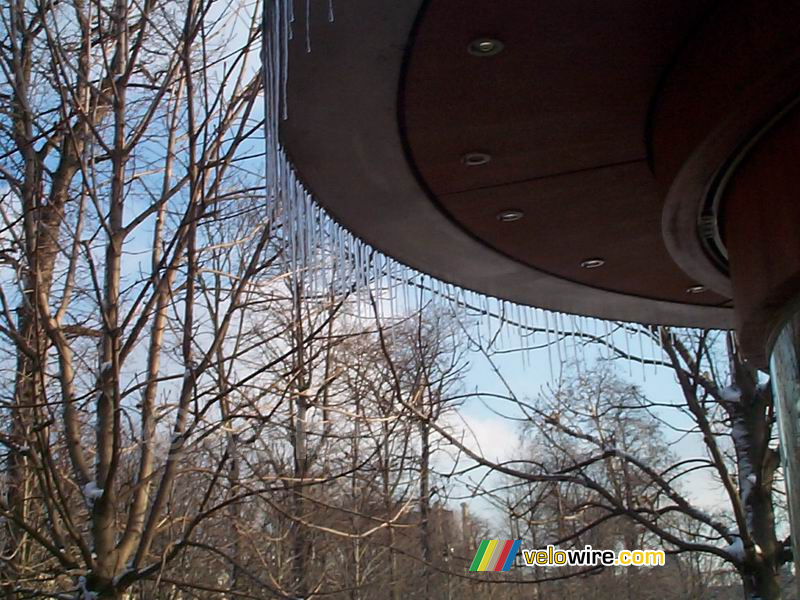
[403,0,714,195]
[438,161,727,305]
[401,0,727,305]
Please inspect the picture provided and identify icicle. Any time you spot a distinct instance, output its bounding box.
[352,240,361,316]
[362,243,371,292]
[415,270,423,312]
[624,322,633,376]
[293,181,303,277]
[309,195,318,269]
[353,239,362,291]
[288,180,298,282]
[387,258,396,320]
[521,305,531,344]
[568,314,576,362]
[488,297,496,347]
[317,210,336,287]
[498,301,507,350]
[402,266,410,314]
[459,287,468,324]
[373,253,383,326]
[388,277,396,343]
[579,316,588,366]
[544,311,554,380]
[318,215,328,293]
[362,243,371,306]
[281,1,290,119]
[336,224,346,293]
[507,304,515,350]
[649,326,657,374]
[566,313,576,368]
[297,190,307,277]
[261,2,701,397]
[556,312,566,365]
[653,326,662,374]
[554,312,563,373]
[413,272,423,313]
[527,307,536,367]
[348,233,356,294]
[570,315,580,372]
[518,307,527,370]
[638,325,647,381]
[286,1,294,46]
[305,0,312,53]
[483,295,491,346]
[336,228,350,293]
[302,189,311,272]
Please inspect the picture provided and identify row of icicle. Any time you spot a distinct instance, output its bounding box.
[261,0,685,380]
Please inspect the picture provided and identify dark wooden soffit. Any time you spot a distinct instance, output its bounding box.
[279,0,733,327]
[401,0,729,306]
[724,105,800,367]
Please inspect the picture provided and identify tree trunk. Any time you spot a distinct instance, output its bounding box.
[731,355,782,600]
[290,277,310,599]
[3,305,37,595]
[381,420,401,600]
[419,419,431,598]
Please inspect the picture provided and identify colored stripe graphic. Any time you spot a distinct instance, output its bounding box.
[469,540,490,571]
[486,540,505,570]
[469,540,521,571]
[493,540,514,571]
[501,540,521,571]
[478,540,498,571]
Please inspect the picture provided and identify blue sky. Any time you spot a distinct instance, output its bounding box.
[446,330,734,529]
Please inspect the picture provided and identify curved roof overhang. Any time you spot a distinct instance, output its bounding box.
[279,0,800,332]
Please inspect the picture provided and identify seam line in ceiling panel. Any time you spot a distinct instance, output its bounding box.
[438,157,648,197]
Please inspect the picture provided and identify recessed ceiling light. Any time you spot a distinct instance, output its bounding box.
[496,209,524,222]
[686,285,707,294]
[468,38,504,57]
[461,152,492,166]
[580,258,605,269]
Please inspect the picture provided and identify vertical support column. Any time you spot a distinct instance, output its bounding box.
[723,105,800,367]
[723,104,800,591]
[769,311,800,596]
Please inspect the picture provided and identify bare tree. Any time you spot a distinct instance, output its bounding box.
[417,327,792,600]
[0,0,278,595]
[3,2,788,598]
[660,330,789,599]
